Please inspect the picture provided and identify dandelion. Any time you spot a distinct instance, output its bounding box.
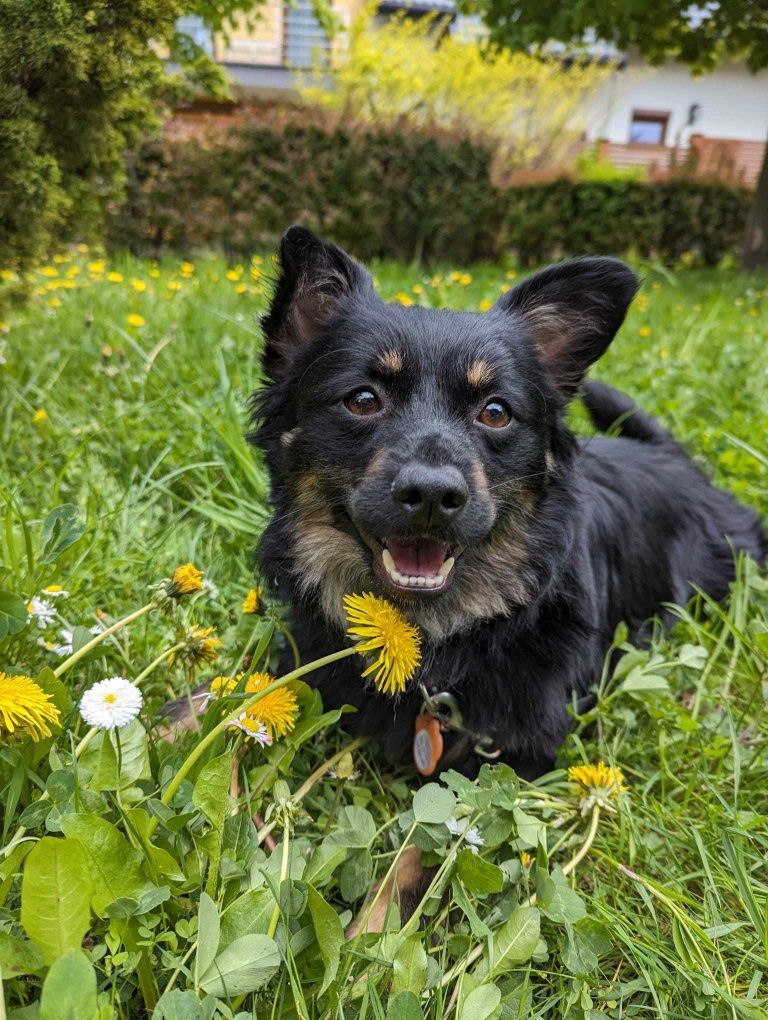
[169,626,222,671]
[27,597,56,628]
[242,671,298,739]
[107,271,123,283]
[149,267,161,279]
[1,269,15,281]
[76,243,89,254]
[412,284,423,295]
[209,674,238,699]
[235,283,247,295]
[226,268,243,282]
[480,298,493,312]
[395,292,413,306]
[343,592,421,695]
[130,278,147,293]
[638,325,651,338]
[49,298,62,309]
[80,676,143,730]
[66,266,80,278]
[40,266,58,278]
[88,260,105,274]
[0,673,61,741]
[242,587,264,615]
[167,280,183,292]
[32,408,48,424]
[167,562,204,598]
[127,313,145,328]
[180,261,195,276]
[569,761,628,814]
[459,273,472,286]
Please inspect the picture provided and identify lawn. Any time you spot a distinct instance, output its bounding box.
[0,249,767,1019]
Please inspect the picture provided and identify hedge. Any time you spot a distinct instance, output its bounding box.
[110,122,752,266]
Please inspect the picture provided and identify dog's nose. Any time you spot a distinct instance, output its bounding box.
[391,464,468,526]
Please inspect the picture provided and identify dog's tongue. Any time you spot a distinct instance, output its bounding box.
[387,538,448,577]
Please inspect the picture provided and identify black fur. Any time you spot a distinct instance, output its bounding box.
[249,226,767,780]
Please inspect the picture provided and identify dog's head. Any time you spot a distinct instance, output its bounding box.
[252,227,638,639]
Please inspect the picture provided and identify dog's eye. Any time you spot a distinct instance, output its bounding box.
[477,400,511,429]
[345,389,382,416]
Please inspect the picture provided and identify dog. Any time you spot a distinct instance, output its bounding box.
[251,226,767,787]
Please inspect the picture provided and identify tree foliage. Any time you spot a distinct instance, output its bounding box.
[299,12,612,180]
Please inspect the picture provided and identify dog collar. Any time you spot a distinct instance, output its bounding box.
[413,682,502,776]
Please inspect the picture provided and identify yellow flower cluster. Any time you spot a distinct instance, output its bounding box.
[208,670,298,740]
[343,592,421,695]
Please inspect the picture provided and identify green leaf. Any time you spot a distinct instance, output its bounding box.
[198,934,281,996]
[39,949,98,1020]
[192,753,233,833]
[457,849,503,895]
[386,991,423,1020]
[561,918,612,975]
[85,721,151,791]
[458,982,501,1020]
[60,814,150,917]
[477,905,540,979]
[0,932,44,978]
[220,890,275,945]
[325,805,376,848]
[391,935,428,998]
[0,590,28,640]
[153,989,214,1020]
[537,869,587,925]
[21,837,93,965]
[340,847,373,902]
[195,893,221,987]
[303,841,347,887]
[40,505,86,564]
[512,807,544,849]
[307,884,343,994]
[412,784,456,825]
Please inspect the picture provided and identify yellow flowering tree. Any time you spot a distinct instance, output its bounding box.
[300,12,612,180]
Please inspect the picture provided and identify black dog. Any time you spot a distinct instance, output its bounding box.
[251,226,767,783]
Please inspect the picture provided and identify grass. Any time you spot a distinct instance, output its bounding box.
[0,249,767,1019]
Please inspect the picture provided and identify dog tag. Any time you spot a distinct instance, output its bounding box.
[413,713,443,776]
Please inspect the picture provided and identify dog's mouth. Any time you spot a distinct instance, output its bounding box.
[359,531,461,596]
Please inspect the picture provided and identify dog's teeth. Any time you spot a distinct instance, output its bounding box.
[382,549,395,574]
[438,556,455,578]
[415,576,426,587]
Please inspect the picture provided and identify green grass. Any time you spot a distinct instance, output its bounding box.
[0,250,767,1019]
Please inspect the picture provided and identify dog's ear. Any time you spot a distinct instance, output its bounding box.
[261,226,374,378]
[494,257,639,396]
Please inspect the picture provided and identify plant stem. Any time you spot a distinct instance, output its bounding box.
[53,602,154,677]
[148,645,358,835]
[266,825,292,939]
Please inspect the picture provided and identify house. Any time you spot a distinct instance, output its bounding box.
[172,5,767,186]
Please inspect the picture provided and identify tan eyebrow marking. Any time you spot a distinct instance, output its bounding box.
[467,359,494,388]
[376,349,403,374]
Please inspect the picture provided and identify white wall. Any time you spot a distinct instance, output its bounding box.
[585,56,768,146]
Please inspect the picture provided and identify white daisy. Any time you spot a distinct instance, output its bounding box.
[27,597,57,628]
[80,676,143,730]
[41,585,69,598]
[231,712,272,747]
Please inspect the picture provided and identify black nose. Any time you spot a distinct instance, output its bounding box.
[391,464,468,526]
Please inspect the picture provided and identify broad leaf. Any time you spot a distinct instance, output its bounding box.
[60,814,150,916]
[40,505,86,564]
[199,934,280,996]
[391,935,428,998]
[21,837,93,965]
[39,949,98,1020]
[412,784,456,825]
[458,982,501,1020]
[0,931,44,978]
[476,905,540,979]
[195,893,221,987]
[457,849,503,895]
[307,884,343,994]
[0,590,28,640]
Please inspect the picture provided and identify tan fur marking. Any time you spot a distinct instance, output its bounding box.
[377,349,403,374]
[346,847,425,938]
[280,427,300,448]
[466,359,494,388]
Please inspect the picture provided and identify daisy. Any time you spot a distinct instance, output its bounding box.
[41,585,69,598]
[27,597,57,629]
[231,713,272,746]
[80,676,143,730]
[343,592,422,695]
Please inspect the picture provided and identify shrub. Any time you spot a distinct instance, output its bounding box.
[111,118,751,267]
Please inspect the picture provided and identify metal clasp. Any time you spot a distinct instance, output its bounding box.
[418,684,464,732]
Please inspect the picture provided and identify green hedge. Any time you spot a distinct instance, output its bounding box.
[111,123,751,266]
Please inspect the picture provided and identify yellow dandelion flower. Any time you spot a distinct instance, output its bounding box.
[127,313,145,328]
[480,298,493,312]
[343,593,422,696]
[0,672,61,741]
[40,266,58,278]
[499,283,510,294]
[167,280,182,292]
[520,851,533,869]
[568,761,628,801]
[395,292,413,307]
[169,626,222,670]
[180,262,195,276]
[130,278,147,293]
[412,284,423,295]
[49,298,62,309]
[430,275,442,287]
[251,255,264,266]
[235,283,247,295]
[459,273,472,286]
[1,269,16,281]
[506,270,518,280]
[77,243,89,253]
[250,267,262,281]
[88,260,105,274]
[638,325,651,338]
[242,587,264,615]
[450,271,462,282]
[107,271,123,283]
[149,268,161,279]
[226,267,243,282]
[168,562,204,597]
[32,408,48,424]
[243,671,298,739]
[209,675,237,699]
[66,266,80,278]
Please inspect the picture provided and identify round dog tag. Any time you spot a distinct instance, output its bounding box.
[413,713,443,776]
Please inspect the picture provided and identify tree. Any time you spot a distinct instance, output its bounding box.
[458,0,768,268]
[0,0,299,269]
[300,12,612,182]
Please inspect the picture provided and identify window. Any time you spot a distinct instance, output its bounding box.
[629,110,669,146]
[283,0,329,68]
[175,15,214,56]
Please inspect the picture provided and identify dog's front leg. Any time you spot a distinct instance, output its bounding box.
[346,847,433,937]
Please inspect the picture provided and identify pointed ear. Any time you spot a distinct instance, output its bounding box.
[494,257,639,396]
[261,226,374,378]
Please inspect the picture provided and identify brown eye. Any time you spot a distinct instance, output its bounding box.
[478,400,511,429]
[345,389,382,416]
